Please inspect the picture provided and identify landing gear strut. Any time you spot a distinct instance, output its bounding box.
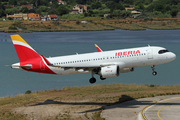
[151,65,157,76]
[89,71,96,84]
[100,76,106,80]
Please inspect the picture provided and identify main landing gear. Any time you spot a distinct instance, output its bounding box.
[89,76,106,84]
[100,76,106,80]
[151,65,157,76]
[89,70,106,84]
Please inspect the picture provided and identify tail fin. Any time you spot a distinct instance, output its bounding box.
[10,34,41,62]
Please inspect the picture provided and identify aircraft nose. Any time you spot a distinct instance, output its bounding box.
[169,52,176,61]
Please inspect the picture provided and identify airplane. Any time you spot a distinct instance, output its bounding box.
[10,34,176,84]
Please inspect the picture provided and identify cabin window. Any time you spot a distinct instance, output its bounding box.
[158,50,169,54]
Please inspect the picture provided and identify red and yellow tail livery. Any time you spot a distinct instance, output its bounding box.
[11,35,55,74]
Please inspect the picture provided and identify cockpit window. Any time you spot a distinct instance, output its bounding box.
[158,49,169,54]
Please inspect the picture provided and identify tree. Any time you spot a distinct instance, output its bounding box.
[30,0,40,8]
[146,4,154,12]
[136,3,144,11]
[38,6,48,12]
[5,8,18,15]
[21,7,29,13]
[120,10,131,17]
[87,9,94,16]
[8,0,17,5]
[170,0,179,5]
[170,9,179,17]
[0,2,5,17]
[123,0,134,5]
[105,1,115,9]
[40,0,49,6]
[113,10,121,17]
[91,1,102,9]
[56,5,70,16]
[0,9,5,17]
[106,1,125,13]
[48,9,56,14]
[18,0,27,5]
[144,0,153,5]
[116,3,125,10]
[135,0,144,6]
[154,3,165,13]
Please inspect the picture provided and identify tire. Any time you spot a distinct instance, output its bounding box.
[89,77,96,83]
[100,76,106,80]
[152,71,157,76]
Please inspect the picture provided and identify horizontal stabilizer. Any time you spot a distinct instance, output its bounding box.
[11,64,32,69]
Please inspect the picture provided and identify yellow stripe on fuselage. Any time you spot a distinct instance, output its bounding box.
[10,34,30,46]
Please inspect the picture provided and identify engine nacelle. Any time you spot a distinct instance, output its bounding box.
[120,67,134,73]
[100,65,119,78]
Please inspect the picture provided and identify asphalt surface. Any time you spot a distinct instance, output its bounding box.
[101,95,180,120]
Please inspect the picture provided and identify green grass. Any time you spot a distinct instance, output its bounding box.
[1,84,180,119]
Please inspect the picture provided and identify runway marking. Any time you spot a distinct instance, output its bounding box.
[157,105,171,120]
[141,104,155,120]
[141,97,180,120]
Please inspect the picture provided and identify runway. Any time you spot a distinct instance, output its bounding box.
[101,95,180,120]
[141,97,180,120]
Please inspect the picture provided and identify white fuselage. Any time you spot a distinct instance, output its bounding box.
[45,46,176,75]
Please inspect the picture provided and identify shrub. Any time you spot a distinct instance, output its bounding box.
[7,17,12,20]
[76,20,80,25]
[25,90,31,94]
[149,84,155,87]
[170,9,179,17]
[8,26,17,30]
[61,14,84,19]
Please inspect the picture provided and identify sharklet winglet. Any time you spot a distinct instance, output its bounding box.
[95,44,103,52]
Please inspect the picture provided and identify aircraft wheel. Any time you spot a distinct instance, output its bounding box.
[152,71,157,76]
[89,77,96,84]
[100,76,106,80]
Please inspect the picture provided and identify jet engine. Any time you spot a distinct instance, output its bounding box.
[100,65,119,78]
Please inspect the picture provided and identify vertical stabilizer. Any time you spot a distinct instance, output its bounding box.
[10,34,41,62]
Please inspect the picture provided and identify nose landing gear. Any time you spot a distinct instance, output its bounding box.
[89,77,96,84]
[89,70,96,84]
[151,65,157,76]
